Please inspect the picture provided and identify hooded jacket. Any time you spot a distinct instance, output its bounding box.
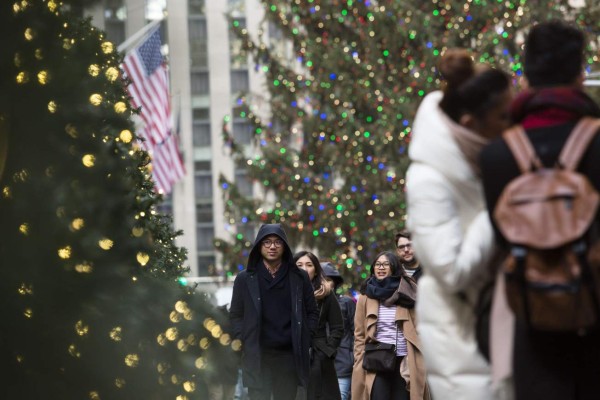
[406,91,497,400]
[229,224,319,388]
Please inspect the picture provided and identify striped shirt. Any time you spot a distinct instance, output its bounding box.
[375,303,408,357]
[404,268,416,277]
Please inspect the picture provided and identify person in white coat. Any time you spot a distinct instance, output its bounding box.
[406,49,513,400]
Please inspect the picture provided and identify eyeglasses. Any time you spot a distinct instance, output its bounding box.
[373,262,391,269]
[397,243,412,251]
[261,239,284,248]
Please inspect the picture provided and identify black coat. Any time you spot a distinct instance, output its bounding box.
[229,224,319,388]
[334,295,356,378]
[308,292,344,399]
[479,97,600,399]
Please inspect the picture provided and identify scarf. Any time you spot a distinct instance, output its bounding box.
[510,87,600,129]
[439,109,490,178]
[365,276,417,308]
[313,280,331,301]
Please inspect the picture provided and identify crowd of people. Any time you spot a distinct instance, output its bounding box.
[226,20,600,400]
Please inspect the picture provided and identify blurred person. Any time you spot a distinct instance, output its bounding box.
[480,20,600,400]
[294,251,344,400]
[230,224,319,400]
[322,261,356,400]
[406,48,513,400]
[352,251,429,400]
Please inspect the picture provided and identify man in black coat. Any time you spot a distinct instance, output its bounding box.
[230,223,319,400]
[479,20,600,400]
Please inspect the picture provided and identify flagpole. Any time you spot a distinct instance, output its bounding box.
[117,19,162,53]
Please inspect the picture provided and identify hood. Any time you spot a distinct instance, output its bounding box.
[247,223,294,272]
[408,91,477,184]
[322,262,343,286]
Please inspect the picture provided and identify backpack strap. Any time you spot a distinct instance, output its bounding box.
[558,117,600,171]
[502,125,543,173]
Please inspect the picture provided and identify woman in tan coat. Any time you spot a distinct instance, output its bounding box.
[351,251,429,400]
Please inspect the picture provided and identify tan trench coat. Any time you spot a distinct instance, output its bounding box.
[351,294,430,400]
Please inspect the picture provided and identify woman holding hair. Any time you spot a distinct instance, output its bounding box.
[406,49,513,399]
[294,251,344,400]
[351,251,429,400]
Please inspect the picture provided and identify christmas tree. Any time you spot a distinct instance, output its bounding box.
[216,0,597,288]
[0,1,237,398]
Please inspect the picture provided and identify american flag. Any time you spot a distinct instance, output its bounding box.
[122,26,185,194]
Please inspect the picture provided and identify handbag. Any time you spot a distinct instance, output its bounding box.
[362,322,399,373]
[362,342,396,372]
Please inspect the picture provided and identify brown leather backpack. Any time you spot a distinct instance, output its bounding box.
[494,117,600,332]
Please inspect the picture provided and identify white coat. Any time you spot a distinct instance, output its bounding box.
[406,91,497,400]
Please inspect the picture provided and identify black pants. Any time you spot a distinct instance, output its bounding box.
[248,348,300,400]
[513,321,600,400]
[370,357,409,400]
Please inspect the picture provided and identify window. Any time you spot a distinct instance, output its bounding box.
[232,121,252,145]
[268,20,283,40]
[191,71,210,95]
[192,107,210,147]
[193,108,210,120]
[193,121,211,147]
[197,255,215,276]
[196,224,215,252]
[188,0,205,15]
[196,202,213,223]
[235,170,253,197]
[189,18,208,68]
[195,175,212,199]
[194,161,212,199]
[230,70,249,93]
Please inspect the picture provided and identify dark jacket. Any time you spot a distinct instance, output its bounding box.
[321,262,356,379]
[229,224,319,388]
[480,92,600,241]
[479,87,600,399]
[308,291,344,399]
[334,295,356,378]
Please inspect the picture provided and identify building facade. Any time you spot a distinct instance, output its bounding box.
[87,0,265,276]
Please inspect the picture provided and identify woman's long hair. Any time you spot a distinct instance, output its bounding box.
[293,250,324,290]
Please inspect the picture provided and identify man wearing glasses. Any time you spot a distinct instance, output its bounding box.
[230,223,319,400]
[395,230,422,282]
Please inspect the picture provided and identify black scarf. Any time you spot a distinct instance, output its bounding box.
[365,276,417,308]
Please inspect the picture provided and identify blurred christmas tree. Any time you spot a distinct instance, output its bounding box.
[0,1,237,398]
[216,0,598,288]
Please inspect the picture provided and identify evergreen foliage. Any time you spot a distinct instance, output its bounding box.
[0,1,237,398]
[216,0,597,288]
